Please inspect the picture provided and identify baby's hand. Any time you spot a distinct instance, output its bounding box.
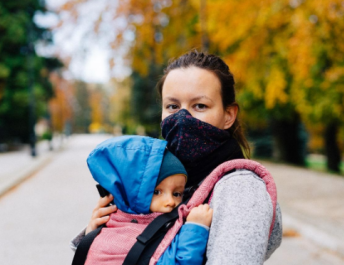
[186,204,213,227]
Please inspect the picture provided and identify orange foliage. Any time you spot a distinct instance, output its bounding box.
[88,86,104,130]
[57,0,344,128]
[49,72,74,132]
[207,0,344,124]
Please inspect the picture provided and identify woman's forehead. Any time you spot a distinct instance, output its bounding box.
[162,67,221,99]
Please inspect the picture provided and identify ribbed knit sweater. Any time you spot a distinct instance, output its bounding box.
[206,169,282,264]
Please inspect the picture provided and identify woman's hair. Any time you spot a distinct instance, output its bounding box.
[157,50,250,158]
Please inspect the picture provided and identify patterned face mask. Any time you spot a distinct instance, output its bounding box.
[161,109,231,164]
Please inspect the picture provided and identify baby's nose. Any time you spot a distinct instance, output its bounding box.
[165,195,176,207]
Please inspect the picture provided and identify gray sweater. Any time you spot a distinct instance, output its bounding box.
[71,169,282,264]
[207,169,282,264]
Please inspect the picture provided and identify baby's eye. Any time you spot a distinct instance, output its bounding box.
[173,192,183,197]
[153,190,161,195]
[194,104,207,110]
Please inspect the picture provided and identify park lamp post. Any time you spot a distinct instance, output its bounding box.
[27,9,36,157]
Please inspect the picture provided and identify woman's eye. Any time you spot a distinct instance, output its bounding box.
[173,192,183,197]
[153,190,161,195]
[166,104,179,110]
[194,104,207,110]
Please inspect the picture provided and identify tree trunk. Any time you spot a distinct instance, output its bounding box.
[271,114,306,165]
[200,0,209,52]
[324,122,341,173]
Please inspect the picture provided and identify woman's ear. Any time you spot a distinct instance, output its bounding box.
[223,105,238,130]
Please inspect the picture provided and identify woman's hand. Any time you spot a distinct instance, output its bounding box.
[85,195,117,235]
[186,204,213,227]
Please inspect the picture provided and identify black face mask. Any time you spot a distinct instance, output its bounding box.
[161,109,245,189]
[161,109,231,164]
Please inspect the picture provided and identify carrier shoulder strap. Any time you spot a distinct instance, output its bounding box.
[71,224,105,265]
[71,185,111,265]
[123,202,184,265]
[149,159,277,265]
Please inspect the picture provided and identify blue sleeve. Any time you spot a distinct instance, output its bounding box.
[157,223,209,265]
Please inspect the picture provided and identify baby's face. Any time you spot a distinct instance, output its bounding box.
[149,174,186,213]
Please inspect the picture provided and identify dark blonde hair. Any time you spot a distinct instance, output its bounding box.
[157,50,250,158]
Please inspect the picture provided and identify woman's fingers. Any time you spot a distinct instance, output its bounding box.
[98,194,114,208]
[86,205,117,235]
[94,215,110,227]
[93,205,117,219]
[85,196,117,235]
[85,215,110,235]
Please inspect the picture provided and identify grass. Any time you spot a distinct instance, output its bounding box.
[305,154,344,175]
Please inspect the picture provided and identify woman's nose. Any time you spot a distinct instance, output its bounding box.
[180,108,192,116]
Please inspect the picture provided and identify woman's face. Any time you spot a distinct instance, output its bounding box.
[161,66,237,130]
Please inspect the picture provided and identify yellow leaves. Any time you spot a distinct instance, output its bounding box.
[89,88,103,125]
[89,122,102,133]
[265,67,288,109]
[0,63,10,79]
[250,81,264,100]
[55,0,344,126]
[304,122,324,152]
[49,73,74,132]
[325,67,344,82]
[132,55,148,76]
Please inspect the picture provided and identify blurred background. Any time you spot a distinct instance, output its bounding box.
[1,0,343,172]
[0,0,344,264]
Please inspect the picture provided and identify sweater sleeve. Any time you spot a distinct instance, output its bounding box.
[157,223,209,265]
[206,169,273,265]
[70,227,86,251]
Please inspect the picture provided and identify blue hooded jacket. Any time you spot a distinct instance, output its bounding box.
[87,135,167,214]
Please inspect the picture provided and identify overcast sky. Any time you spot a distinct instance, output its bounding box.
[35,0,129,83]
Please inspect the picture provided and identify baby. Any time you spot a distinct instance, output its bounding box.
[81,136,212,265]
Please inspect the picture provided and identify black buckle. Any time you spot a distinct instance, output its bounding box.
[136,235,148,244]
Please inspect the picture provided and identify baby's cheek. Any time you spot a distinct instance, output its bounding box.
[175,198,182,205]
[149,198,157,212]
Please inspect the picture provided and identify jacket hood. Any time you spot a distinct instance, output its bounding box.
[87,136,167,214]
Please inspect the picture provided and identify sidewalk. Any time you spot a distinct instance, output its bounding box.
[261,161,344,259]
[0,136,67,197]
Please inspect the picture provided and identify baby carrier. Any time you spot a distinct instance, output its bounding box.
[72,137,277,265]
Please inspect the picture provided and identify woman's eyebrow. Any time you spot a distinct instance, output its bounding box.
[163,97,180,103]
[191,95,214,103]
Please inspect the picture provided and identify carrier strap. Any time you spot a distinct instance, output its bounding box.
[71,185,110,265]
[123,203,182,265]
[71,224,105,265]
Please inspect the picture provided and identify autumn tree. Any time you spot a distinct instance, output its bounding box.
[57,0,204,133]
[286,0,344,172]
[73,81,91,133]
[57,0,343,171]
[0,1,61,144]
[207,0,344,170]
[49,71,74,133]
[109,77,136,133]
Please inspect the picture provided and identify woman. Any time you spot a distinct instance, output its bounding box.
[74,50,282,264]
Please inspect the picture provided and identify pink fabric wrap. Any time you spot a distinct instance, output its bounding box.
[149,159,277,265]
[85,210,162,265]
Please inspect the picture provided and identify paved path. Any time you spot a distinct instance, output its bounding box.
[0,136,66,196]
[261,161,344,261]
[0,134,111,265]
[0,134,343,264]
[265,236,344,265]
